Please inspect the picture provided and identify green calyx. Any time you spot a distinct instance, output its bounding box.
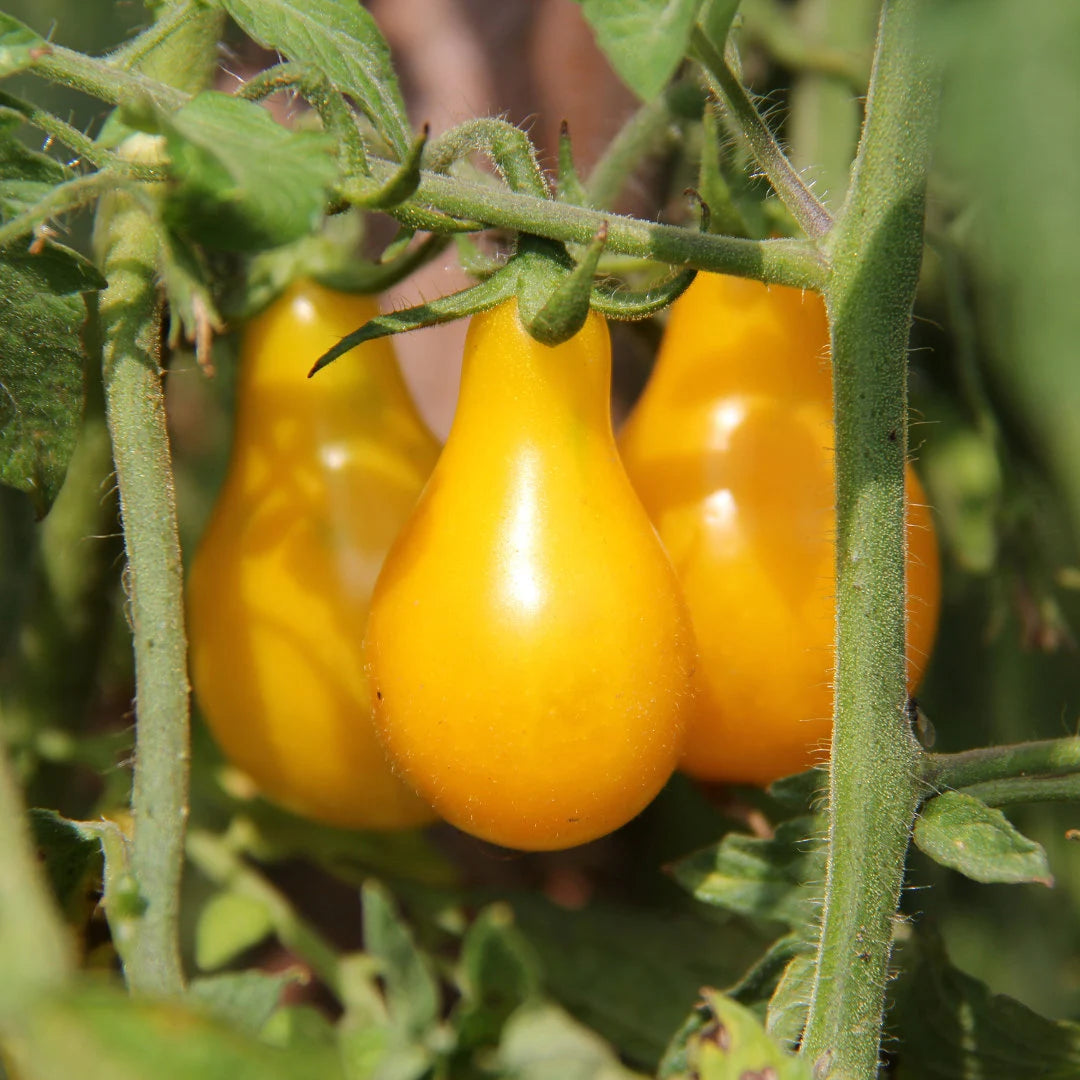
[308,198,711,376]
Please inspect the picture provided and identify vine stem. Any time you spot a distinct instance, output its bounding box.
[89,3,224,997]
[383,161,828,290]
[94,183,188,997]
[800,1,939,1077]
[690,26,833,240]
[925,736,1080,790]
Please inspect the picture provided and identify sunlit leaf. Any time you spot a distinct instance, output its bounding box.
[914,791,1053,886]
[659,990,810,1080]
[580,0,706,102]
[195,891,275,972]
[160,91,335,252]
[221,0,411,159]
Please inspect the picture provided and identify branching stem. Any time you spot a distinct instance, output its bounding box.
[691,26,833,240]
[800,0,940,1076]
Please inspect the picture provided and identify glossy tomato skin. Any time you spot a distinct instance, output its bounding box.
[620,273,941,785]
[187,280,438,828]
[365,300,697,851]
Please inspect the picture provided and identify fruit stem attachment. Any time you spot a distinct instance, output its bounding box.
[799,0,939,1076]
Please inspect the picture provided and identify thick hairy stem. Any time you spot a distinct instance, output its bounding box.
[86,1,224,999]
[94,188,188,997]
[800,1,939,1077]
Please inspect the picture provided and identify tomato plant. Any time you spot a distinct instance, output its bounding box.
[620,273,941,784]
[1,2,1079,1080]
[187,280,437,829]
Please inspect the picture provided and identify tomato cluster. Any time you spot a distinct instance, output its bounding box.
[188,273,940,849]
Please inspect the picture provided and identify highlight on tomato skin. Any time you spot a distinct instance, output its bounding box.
[186,279,440,830]
[364,298,698,852]
[619,271,942,787]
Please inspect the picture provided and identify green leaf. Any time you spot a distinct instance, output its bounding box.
[765,952,814,1051]
[0,246,98,514]
[0,14,46,78]
[455,903,542,1051]
[510,895,765,1070]
[260,1005,337,1051]
[890,930,1080,1079]
[195,890,276,972]
[161,91,336,252]
[767,768,827,813]
[361,881,440,1040]
[28,810,102,919]
[189,971,300,1034]
[913,791,1054,886]
[669,817,824,928]
[581,0,706,102]
[660,991,810,1080]
[724,934,813,1015]
[2,983,346,1080]
[221,0,411,159]
[495,1002,646,1080]
[0,120,103,513]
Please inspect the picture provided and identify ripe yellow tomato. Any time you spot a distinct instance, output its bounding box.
[620,273,941,785]
[364,299,697,851]
[187,280,438,828]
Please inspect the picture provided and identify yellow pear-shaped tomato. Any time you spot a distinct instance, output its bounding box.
[187,279,438,829]
[620,272,941,786]
[364,299,697,851]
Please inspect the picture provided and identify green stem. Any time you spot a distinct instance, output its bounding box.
[0,91,165,179]
[958,774,1080,809]
[87,1,224,999]
[108,0,205,72]
[385,161,827,290]
[0,721,73,1001]
[186,830,345,1000]
[94,186,189,997]
[30,43,188,111]
[925,736,1080,790]
[0,170,134,249]
[800,1,939,1077]
[691,26,833,240]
